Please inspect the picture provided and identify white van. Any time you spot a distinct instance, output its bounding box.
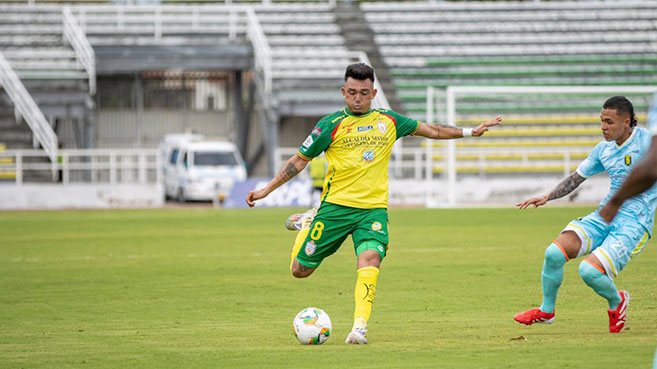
[160,134,247,202]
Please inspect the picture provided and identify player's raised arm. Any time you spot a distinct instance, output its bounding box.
[413,116,502,139]
[246,154,309,207]
[517,172,587,209]
[600,135,657,222]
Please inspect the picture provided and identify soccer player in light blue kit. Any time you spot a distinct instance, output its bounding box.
[514,96,657,333]
[601,91,657,220]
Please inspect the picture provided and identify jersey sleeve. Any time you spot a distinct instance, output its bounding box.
[380,109,420,139]
[297,118,333,160]
[576,143,604,178]
[647,91,657,136]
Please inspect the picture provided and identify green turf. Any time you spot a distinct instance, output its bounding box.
[1,207,655,368]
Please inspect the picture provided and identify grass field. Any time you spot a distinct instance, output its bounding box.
[1,206,656,368]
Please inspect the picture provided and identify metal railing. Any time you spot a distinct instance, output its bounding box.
[432,85,657,206]
[63,6,96,95]
[351,51,390,110]
[71,4,249,41]
[274,145,591,184]
[246,6,271,95]
[0,53,58,164]
[18,1,336,4]
[0,149,162,185]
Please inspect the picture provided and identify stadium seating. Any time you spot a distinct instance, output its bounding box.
[0,4,92,151]
[361,1,657,174]
[2,0,656,178]
[18,2,353,117]
[252,3,354,116]
[361,2,657,118]
[0,143,16,180]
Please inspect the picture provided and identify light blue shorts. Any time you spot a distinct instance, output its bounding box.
[562,211,650,281]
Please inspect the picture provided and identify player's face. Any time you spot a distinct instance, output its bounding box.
[600,108,631,143]
[342,77,377,114]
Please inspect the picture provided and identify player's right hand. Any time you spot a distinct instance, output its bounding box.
[599,200,620,223]
[246,189,267,207]
[516,195,548,209]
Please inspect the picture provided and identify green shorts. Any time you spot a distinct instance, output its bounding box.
[296,202,389,268]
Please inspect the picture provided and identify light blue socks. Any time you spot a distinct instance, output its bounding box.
[539,243,567,313]
[579,261,621,310]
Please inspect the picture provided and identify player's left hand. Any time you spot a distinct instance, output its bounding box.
[472,116,503,137]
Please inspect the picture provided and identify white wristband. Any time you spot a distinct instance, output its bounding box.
[462,128,472,137]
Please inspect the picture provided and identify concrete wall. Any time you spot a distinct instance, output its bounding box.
[0,184,164,210]
[389,175,610,208]
[97,109,234,148]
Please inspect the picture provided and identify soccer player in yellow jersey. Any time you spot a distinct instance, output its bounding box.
[246,63,502,344]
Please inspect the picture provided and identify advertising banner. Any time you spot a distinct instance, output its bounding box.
[224,178,313,208]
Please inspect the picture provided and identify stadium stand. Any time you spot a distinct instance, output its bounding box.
[0,143,17,180]
[361,1,657,174]
[252,2,355,116]
[1,0,656,180]
[0,4,92,152]
[0,0,356,179]
[361,2,657,117]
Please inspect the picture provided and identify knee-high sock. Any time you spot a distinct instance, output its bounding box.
[352,266,379,331]
[579,260,621,310]
[290,228,310,271]
[540,243,568,313]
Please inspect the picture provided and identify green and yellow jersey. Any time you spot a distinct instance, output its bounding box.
[297,108,420,209]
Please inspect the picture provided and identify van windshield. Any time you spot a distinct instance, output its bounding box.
[193,151,238,166]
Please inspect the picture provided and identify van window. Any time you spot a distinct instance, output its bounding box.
[182,151,188,168]
[193,152,238,166]
[169,149,179,165]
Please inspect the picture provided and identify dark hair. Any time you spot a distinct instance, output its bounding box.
[603,96,638,127]
[345,63,375,82]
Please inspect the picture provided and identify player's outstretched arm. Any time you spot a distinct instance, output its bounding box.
[413,116,502,139]
[517,172,586,209]
[600,136,657,222]
[246,154,309,207]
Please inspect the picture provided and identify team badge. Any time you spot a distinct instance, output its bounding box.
[305,241,316,256]
[357,125,374,132]
[311,127,322,136]
[377,121,386,134]
[371,222,382,231]
[625,155,631,166]
[302,135,313,148]
[363,150,375,162]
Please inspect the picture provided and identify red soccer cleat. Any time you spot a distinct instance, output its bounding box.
[608,290,630,333]
[514,308,555,325]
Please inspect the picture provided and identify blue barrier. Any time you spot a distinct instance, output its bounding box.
[224,178,313,208]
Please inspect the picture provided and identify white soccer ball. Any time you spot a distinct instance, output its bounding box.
[292,307,332,345]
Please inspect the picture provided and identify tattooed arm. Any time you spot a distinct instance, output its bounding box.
[246,154,309,207]
[516,172,586,209]
[414,116,502,139]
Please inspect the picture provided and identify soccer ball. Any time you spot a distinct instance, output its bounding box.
[292,307,332,345]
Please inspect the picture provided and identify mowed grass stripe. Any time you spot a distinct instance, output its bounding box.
[0,207,655,369]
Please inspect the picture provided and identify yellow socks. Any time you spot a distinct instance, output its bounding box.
[290,228,310,271]
[352,266,380,331]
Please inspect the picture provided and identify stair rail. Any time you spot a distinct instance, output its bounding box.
[350,51,390,110]
[63,6,96,95]
[245,7,272,96]
[0,53,58,164]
